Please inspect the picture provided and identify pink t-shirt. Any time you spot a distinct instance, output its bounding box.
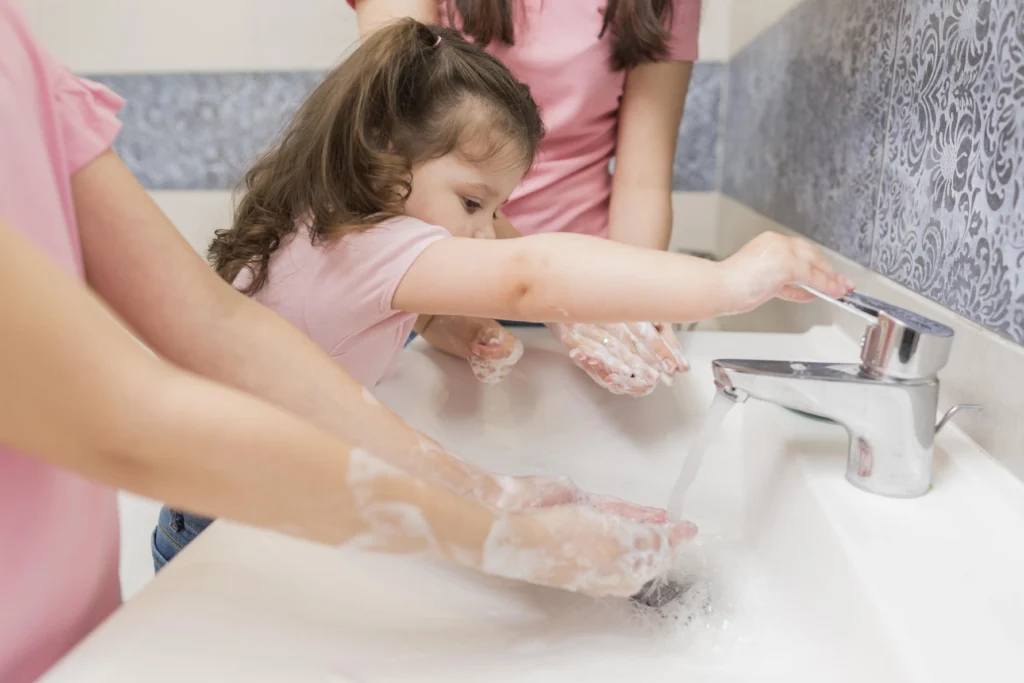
[237,217,449,387]
[0,2,125,681]
[350,0,701,237]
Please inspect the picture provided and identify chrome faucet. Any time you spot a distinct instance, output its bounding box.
[712,289,979,498]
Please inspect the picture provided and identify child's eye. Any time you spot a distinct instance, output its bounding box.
[462,198,482,213]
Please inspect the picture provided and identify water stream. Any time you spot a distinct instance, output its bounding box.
[667,390,736,521]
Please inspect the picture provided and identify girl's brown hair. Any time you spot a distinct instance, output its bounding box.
[210,19,544,295]
[449,0,675,71]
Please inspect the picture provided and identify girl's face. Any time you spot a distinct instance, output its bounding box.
[404,143,527,239]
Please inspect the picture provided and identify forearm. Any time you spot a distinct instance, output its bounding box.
[156,293,510,502]
[0,222,494,555]
[607,187,673,251]
[72,150,504,503]
[396,232,733,324]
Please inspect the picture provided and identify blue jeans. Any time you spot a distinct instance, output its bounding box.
[151,506,214,572]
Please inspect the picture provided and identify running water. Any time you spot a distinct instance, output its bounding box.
[667,390,736,520]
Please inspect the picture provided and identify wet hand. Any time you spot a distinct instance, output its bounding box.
[488,473,672,524]
[482,504,697,597]
[549,322,688,397]
[720,232,854,314]
[468,323,524,384]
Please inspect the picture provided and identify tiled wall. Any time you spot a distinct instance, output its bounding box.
[722,0,1024,346]
[94,63,727,194]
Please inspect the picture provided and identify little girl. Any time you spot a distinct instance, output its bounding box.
[153,18,850,567]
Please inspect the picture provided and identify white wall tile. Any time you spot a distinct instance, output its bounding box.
[697,0,732,62]
[20,0,360,73]
[670,191,721,254]
[150,191,234,255]
[727,0,806,57]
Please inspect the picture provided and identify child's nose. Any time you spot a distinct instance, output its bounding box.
[475,220,497,240]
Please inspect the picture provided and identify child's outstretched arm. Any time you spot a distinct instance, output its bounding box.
[393,230,852,324]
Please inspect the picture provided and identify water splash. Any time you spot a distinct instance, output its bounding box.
[666,390,736,520]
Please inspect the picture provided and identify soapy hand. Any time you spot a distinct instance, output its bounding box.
[549,322,688,397]
[417,315,523,384]
[467,324,524,384]
[483,504,697,597]
[487,473,672,523]
[721,232,854,314]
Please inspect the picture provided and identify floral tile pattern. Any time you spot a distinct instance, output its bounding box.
[89,72,325,190]
[872,0,1024,344]
[673,61,726,192]
[721,0,903,264]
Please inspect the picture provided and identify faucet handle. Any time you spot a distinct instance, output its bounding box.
[797,285,954,379]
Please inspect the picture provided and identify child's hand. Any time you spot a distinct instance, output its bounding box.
[481,504,697,597]
[720,232,854,314]
[468,323,524,384]
[549,322,687,396]
[416,316,524,384]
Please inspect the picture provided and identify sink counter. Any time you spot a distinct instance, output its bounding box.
[44,329,1024,683]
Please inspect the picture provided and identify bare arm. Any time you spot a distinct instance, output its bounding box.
[352,0,436,35]
[0,220,490,554]
[1,220,691,595]
[607,60,693,251]
[73,150,497,500]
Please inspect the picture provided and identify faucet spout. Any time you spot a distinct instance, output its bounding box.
[712,359,939,498]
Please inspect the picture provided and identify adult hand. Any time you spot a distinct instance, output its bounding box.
[548,322,688,397]
[485,472,670,522]
[483,503,697,597]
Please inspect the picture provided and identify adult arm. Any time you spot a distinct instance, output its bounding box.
[0,219,693,596]
[607,59,693,251]
[73,149,500,500]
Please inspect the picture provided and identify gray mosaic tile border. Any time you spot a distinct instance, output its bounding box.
[90,72,324,191]
[674,61,726,192]
[91,63,725,193]
[722,0,1024,346]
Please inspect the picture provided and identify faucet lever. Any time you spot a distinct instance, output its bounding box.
[935,404,983,434]
[795,284,954,380]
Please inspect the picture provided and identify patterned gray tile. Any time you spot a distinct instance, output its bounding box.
[872,0,1024,344]
[90,72,325,190]
[96,67,723,194]
[721,0,903,263]
[673,61,725,192]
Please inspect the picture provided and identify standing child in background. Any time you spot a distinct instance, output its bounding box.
[349,0,708,396]
[153,19,851,567]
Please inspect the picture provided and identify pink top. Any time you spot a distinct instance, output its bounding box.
[0,2,125,682]
[238,217,449,387]
[350,0,701,237]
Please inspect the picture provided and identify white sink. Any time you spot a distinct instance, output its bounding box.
[45,329,1024,683]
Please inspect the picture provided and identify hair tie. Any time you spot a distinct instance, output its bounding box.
[433,35,442,47]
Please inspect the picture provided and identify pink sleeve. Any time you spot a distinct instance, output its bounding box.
[38,44,124,173]
[668,0,701,62]
[305,217,450,351]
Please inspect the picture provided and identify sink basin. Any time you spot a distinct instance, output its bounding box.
[45,329,1024,683]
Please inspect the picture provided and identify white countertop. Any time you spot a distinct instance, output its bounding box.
[44,329,1024,683]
